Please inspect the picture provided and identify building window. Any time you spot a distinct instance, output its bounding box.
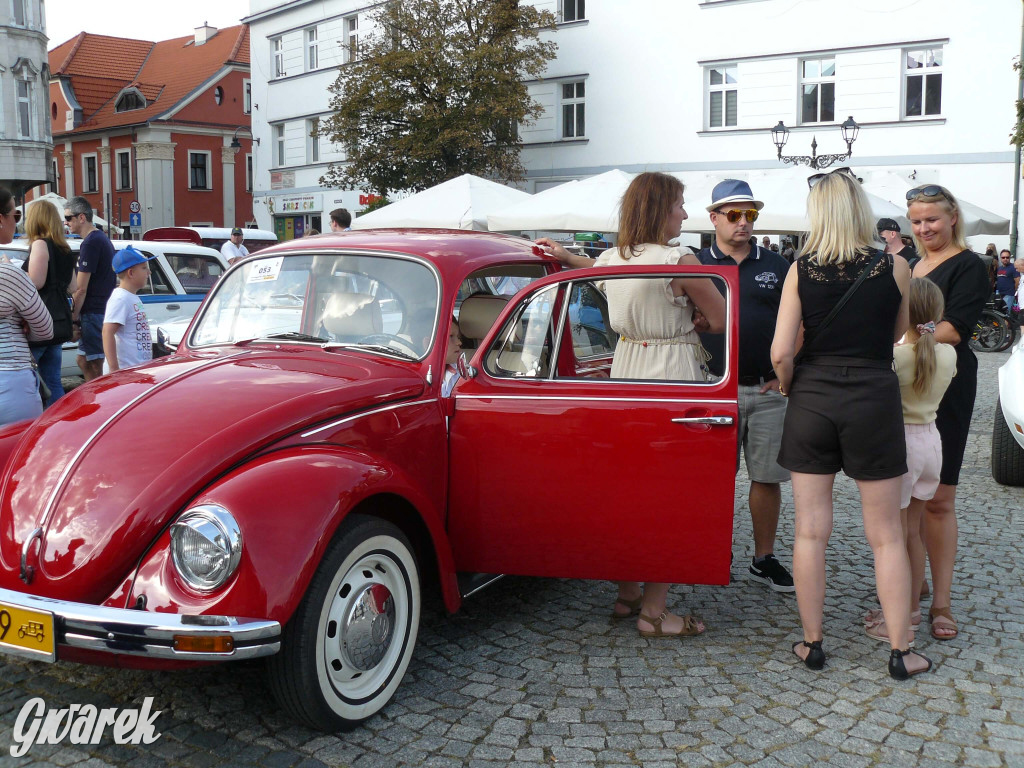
[559,0,585,22]
[272,37,285,78]
[904,47,942,118]
[344,15,360,63]
[561,81,585,139]
[306,27,318,71]
[246,154,253,192]
[82,154,98,193]
[800,57,835,124]
[50,158,59,194]
[116,149,132,190]
[274,124,285,167]
[707,64,737,129]
[243,78,251,114]
[214,86,224,105]
[16,79,32,138]
[115,89,145,112]
[189,151,211,190]
[308,118,320,163]
[12,0,27,25]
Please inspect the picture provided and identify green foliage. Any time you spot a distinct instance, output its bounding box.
[319,0,557,196]
[359,195,391,214]
[1013,56,1024,147]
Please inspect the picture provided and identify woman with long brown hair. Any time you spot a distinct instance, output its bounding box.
[537,171,725,637]
[906,185,989,642]
[23,202,76,407]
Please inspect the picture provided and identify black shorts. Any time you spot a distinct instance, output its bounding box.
[777,361,907,480]
[934,346,977,486]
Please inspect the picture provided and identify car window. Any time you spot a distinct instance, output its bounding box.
[192,252,438,359]
[484,284,558,378]
[568,281,617,359]
[166,254,223,294]
[456,264,549,313]
[483,274,728,385]
[136,255,175,296]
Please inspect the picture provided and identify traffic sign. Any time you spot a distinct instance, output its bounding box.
[129,212,142,228]
[129,201,141,214]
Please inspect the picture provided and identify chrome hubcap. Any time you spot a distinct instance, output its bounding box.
[341,583,395,671]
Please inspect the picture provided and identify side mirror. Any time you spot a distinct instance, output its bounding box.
[456,352,476,380]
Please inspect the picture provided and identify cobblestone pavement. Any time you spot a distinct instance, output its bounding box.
[3,351,1022,768]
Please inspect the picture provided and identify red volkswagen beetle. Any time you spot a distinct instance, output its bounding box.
[0,230,739,730]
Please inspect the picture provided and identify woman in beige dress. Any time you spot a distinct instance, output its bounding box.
[537,171,725,637]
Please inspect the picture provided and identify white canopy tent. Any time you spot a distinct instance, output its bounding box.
[859,172,1010,237]
[24,192,124,235]
[349,174,531,231]
[487,169,635,233]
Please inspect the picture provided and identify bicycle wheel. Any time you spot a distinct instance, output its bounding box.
[995,322,1018,352]
[969,310,1009,352]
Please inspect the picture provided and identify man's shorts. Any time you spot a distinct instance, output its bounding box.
[737,383,790,484]
[77,313,105,361]
[901,422,942,508]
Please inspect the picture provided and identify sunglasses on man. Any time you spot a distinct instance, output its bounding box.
[64,213,79,222]
[718,209,759,224]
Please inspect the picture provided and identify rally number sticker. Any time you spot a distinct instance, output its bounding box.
[247,257,284,283]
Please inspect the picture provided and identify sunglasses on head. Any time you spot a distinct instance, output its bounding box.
[807,167,857,190]
[719,209,759,223]
[905,184,948,201]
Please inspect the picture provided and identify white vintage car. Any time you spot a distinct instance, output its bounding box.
[993,336,1024,485]
[0,239,227,376]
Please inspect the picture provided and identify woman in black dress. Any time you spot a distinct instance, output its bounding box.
[772,169,929,679]
[906,185,989,642]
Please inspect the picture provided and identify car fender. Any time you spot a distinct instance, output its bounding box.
[124,444,460,624]
[998,339,1024,450]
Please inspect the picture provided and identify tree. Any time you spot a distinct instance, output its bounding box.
[319,0,557,196]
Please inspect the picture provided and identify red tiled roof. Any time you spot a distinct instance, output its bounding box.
[50,25,249,135]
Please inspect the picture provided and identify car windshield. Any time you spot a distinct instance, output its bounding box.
[191,252,440,359]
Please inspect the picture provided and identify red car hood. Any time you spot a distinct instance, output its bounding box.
[0,348,424,602]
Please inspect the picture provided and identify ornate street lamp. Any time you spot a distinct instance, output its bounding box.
[771,115,859,170]
[230,126,259,153]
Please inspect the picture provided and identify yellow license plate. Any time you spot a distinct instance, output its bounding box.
[0,600,56,662]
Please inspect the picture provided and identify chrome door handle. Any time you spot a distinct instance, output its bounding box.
[672,416,734,426]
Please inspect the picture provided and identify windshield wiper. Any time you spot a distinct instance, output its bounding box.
[263,332,327,343]
[325,343,417,361]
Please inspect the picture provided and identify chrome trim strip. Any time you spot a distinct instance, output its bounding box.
[39,352,250,526]
[460,573,505,599]
[0,586,281,663]
[300,399,433,438]
[456,395,737,405]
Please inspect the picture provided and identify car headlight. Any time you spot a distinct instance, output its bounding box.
[170,505,242,592]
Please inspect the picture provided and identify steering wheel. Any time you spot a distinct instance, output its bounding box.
[357,333,420,357]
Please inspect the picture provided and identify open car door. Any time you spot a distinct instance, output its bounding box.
[447,264,739,586]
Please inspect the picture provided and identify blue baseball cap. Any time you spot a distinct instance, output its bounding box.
[112,245,154,274]
[707,179,765,212]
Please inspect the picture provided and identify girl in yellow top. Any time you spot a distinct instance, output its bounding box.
[865,278,956,644]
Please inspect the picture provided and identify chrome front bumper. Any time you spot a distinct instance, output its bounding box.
[0,586,281,663]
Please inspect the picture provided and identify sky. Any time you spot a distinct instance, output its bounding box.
[45,0,252,48]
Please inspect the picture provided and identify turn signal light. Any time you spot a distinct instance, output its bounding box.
[1015,423,1023,435]
[173,635,234,653]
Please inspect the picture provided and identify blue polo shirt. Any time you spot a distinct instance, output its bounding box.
[696,242,791,380]
[77,229,116,315]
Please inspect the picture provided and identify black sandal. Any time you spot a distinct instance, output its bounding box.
[888,648,932,680]
[792,640,825,670]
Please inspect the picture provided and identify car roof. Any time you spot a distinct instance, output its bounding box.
[113,240,227,262]
[255,228,558,275]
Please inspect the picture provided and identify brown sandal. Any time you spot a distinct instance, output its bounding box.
[638,611,705,637]
[611,595,642,619]
[929,606,958,640]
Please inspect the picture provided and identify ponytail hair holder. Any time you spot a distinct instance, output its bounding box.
[917,321,936,335]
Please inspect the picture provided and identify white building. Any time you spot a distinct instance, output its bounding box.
[245,0,1022,251]
[0,0,53,200]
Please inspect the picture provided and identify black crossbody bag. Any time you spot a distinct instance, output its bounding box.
[793,248,886,367]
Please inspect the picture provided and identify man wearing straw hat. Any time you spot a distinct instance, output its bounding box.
[697,179,794,593]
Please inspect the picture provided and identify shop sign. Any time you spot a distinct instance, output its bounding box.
[279,194,318,213]
[270,171,295,190]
